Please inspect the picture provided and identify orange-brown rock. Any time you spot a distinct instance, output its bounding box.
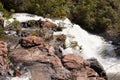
[41,20,56,28]
[9,36,106,80]
[0,41,7,55]
[19,36,44,48]
[62,54,84,69]
[62,54,106,80]
[0,41,9,76]
[86,67,98,77]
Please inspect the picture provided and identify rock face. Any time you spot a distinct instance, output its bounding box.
[0,41,9,79]
[62,54,105,80]
[10,36,71,80]
[8,36,106,80]
[0,41,7,55]
[87,58,108,80]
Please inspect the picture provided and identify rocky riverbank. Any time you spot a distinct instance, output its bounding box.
[0,18,108,80]
[0,36,107,80]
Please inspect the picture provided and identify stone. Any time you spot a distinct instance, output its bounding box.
[39,27,53,41]
[115,47,120,56]
[40,20,56,29]
[0,41,7,55]
[71,70,88,80]
[87,58,108,80]
[50,34,66,58]
[0,41,9,77]
[8,36,106,80]
[86,67,98,77]
[19,36,44,48]
[62,54,84,69]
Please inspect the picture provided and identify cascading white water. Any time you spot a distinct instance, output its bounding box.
[53,18,120,73]
[3,13,120,80]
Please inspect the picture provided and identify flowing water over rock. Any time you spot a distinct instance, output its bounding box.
[3,13,120,80]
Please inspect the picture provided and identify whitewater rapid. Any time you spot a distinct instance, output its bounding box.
[3,13,120,80]
[53,18,120,74]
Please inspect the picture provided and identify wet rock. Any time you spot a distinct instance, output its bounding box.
[101,33,120,57]
[21,20,38,28]
[115,47,120,56]
[38,20,58,41]
[87,58,108,80]
[86,67,98,77]
[39,27,53,41]
[50,34,66,58]
[19,36,44,48]
[16,30,30,37]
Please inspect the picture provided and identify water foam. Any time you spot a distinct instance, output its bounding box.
[53,18,120,74]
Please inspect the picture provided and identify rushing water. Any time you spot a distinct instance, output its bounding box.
[3,13,120,80]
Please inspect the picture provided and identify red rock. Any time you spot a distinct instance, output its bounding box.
[71,70,88,80]
[62,54,84,69]
[89,77,97,80]
[97,77,105,80]
[19,36,44,48]
[86,67,98,77]
[41,20,56,28]
[50,55,62,68]
[0,41,7,55]
[0,41,9,76]
[9,36,106,80]
[84,60,90,67]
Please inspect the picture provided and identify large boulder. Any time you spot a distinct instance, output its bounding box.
[62,54,84,69]
[62,54,105,80]
[87,58,108,80]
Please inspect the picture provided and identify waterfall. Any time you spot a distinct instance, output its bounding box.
[4,13,120,80]
[53,18,120,74]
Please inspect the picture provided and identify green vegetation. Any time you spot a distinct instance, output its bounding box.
[12,19,21,31]
[1,0,120,33]
[0,2,14,19]
[68,0,120,33]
